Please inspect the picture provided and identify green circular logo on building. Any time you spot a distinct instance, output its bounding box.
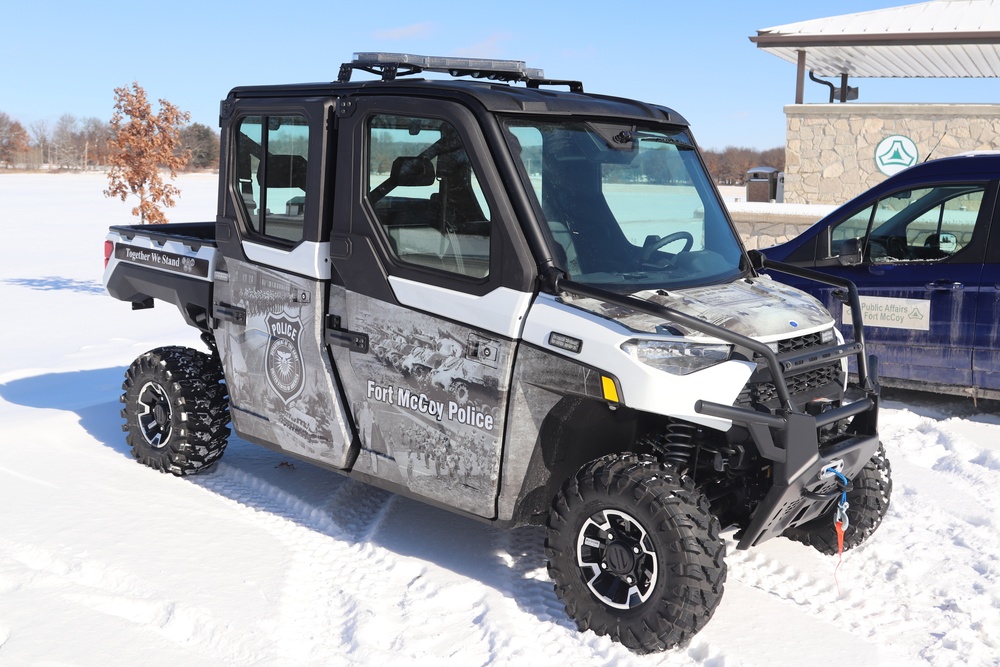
[875,135,919,176]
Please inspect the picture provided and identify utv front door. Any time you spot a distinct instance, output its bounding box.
[326,99,535,517]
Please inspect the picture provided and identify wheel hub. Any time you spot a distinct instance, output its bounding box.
[576,509,657,610]
[603,542,635,575]
[137,381,172,449]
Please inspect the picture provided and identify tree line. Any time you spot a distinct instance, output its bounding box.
[0,109,219,171]
[702,146,785,185]
[2,108,784,187]
[2,81,219,224]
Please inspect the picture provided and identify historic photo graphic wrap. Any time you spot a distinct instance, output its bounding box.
[214,259,354,468]
[332,290,515,518]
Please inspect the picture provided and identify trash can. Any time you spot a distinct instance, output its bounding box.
[746,166,779,203]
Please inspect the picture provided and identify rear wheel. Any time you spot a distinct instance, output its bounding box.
[546,453,726,653]
[784,444,893,554]
[121,346,230,475]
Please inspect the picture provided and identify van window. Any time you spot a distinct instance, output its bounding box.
[827,184,985,262]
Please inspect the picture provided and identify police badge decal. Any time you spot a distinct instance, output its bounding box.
[265,312,305,404]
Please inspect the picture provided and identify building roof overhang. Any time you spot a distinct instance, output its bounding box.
[751,0,1000,78]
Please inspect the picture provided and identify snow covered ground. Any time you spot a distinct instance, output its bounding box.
[1,173,999,666]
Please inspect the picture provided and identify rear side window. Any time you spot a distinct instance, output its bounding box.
[234,115,310,243]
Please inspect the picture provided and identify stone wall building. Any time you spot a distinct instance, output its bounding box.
[784,103,1000,204]
[752,1,1000,205]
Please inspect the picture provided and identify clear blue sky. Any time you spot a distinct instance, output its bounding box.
[3,0,997,150]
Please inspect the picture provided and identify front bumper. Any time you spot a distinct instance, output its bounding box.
[696,389,880,549]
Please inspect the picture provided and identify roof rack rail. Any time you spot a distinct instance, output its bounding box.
[338,52,583,93]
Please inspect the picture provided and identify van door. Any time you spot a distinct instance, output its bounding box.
[325,98,535,517]
[972,188,1000,392]
[213,103,356,468]
[798,183,993,387]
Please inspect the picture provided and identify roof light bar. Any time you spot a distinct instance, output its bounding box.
[352,52,545,79]
[337,52,583,92]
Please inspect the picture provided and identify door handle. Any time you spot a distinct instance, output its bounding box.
[924,280,964,291]
[325,315,369,353]
[212,303,246,325]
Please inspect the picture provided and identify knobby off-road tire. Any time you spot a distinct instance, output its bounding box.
[121,346,230,476]
[546,453,726,654]
[784,444,893,555]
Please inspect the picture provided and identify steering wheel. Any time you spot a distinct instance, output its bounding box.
[641,231,694,263]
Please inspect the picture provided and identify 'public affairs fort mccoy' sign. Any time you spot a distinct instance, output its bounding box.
[843,296,930,331]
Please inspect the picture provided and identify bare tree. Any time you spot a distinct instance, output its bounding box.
[29,120,50,167]
[0,112,30,168]
[703,146,784,185]
[178,122,220,170]
[80,117,112,168]
[105,82,190,224]
[53,114,80,169]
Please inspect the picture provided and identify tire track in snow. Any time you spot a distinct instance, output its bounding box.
[191,464,704,665]
[190,464,398,663]
[0,539,272,664]
[192,463,526,664]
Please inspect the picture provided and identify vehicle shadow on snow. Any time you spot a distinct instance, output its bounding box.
[881,386,1000,423]
[1,276,106,294]
[0,367,134,459]
[0,366,571,629]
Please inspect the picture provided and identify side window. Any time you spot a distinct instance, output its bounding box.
[366,114,491,279]
[829,204,875,257]
[827,184,985,262]
[234,115,310,243]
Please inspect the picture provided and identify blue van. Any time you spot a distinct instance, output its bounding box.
[763,153,1000,400]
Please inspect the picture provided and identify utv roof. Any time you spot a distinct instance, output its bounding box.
[224,52,689,126]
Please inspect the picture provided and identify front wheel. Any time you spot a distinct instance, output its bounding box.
[121,346,230,476]
[546,453,726,654]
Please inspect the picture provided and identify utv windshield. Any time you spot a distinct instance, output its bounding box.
[503,119,745,291]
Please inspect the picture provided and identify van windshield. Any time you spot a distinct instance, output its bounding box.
[503,119,745,291]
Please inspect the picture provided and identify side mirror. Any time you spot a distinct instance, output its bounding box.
[746,249,767,271]
[928,231,958,254]
[838,237,864,266]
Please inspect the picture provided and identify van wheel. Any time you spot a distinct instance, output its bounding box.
[546,453,726,654]
[784,444,892,554]
[121,346,230,476]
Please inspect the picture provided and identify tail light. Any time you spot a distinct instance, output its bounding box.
[104,241,114,268]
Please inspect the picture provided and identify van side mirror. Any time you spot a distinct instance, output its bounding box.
[838,237,864,266]
[746,249,766,271]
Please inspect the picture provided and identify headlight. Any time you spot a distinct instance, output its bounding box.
[621,339,731,376]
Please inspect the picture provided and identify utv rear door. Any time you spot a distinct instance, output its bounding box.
[213,101,356,468]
